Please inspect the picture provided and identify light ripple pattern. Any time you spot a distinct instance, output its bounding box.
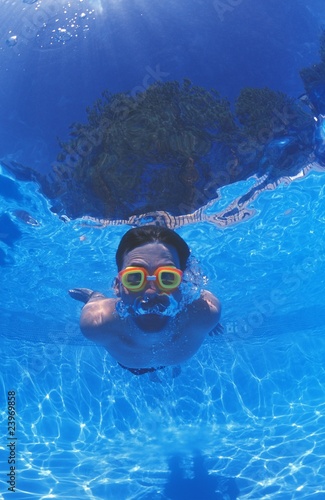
[0,167,325,498]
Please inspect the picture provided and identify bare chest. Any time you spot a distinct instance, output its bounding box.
[106,316,205,368]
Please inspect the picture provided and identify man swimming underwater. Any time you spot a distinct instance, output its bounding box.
[69,226,221,375]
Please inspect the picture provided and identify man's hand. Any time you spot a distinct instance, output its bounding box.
[68,288,106,304]
[208,323,224,336]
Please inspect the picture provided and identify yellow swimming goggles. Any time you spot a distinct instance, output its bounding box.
[118,266,183,293]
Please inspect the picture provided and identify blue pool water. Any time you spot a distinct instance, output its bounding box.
[1,0,325,498]
[1,166,325,499]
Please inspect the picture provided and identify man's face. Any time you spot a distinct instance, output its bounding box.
[117,242,182,332]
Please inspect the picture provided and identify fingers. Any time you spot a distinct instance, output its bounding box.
[68,288,94,303]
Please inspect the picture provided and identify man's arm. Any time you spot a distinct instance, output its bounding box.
[186,290,221,334]
[69,289,121,344]
[80,297,120,344]
[69,288,120,345]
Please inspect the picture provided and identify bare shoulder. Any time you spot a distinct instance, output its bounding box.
[185,290,221,332]
[200,290,221,314]
[80,298,120,342]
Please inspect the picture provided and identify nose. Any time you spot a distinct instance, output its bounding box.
[143,277,159,294]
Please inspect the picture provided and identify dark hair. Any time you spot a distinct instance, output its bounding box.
[116,226,190,271]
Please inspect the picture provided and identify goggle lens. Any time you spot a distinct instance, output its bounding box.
[157,269,182,289]
[123,271,144,288]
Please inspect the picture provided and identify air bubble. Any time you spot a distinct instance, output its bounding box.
[6,35,18,47]
[55,28,72,43]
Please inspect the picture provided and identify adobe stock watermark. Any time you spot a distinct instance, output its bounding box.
[26,319,81,376]
[51,64,170,176]
[213,0,244,22]
[225,250,322,340]
[7,0,60,53]
[177,101,305,215]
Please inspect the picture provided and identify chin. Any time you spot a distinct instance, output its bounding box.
[134,314,169,332]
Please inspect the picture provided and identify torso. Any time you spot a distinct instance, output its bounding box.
[81,292,221,369]
[103,311,207,368]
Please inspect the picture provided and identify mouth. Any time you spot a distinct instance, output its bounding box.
[115,293,181,322]
[135,294,170,315]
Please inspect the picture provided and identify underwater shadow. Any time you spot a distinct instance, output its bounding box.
[163,451,240,500]
[0,213,22,247]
